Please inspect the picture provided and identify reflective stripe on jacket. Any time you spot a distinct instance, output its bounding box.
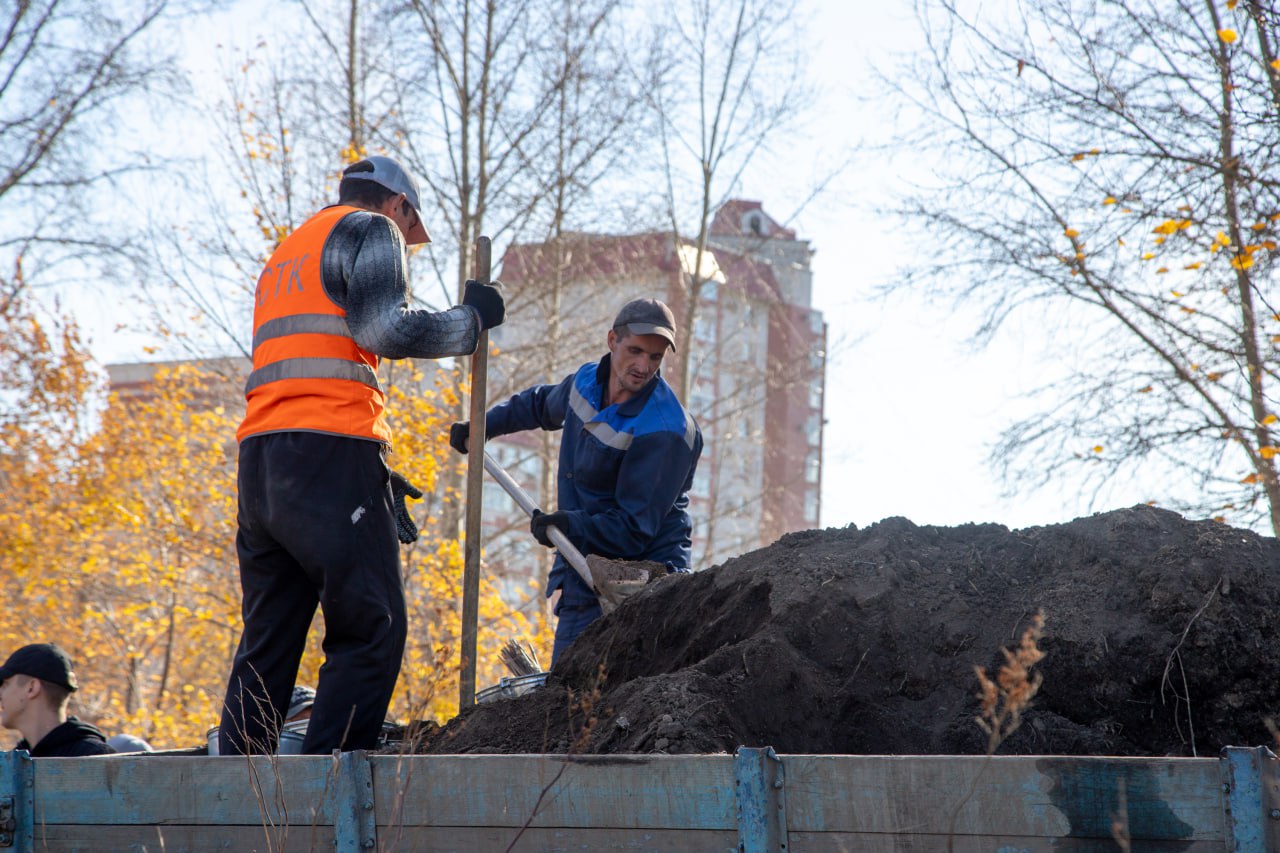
[237,205,391,444]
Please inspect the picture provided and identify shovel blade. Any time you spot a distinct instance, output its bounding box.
[588,556,666,613]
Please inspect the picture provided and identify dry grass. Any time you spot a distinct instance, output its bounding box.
[947,610,1047,853]
[973,609,1046,754]
[503,663,608,852]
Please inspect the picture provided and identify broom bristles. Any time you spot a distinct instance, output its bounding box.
[501,638,542,677]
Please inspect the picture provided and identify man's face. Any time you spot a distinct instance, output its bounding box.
[607,329,669,398]
[0,675,32,730]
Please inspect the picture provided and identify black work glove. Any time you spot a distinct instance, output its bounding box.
[530,508,572,548]
[449,421,470,455]
[463,278,506,331]
[389,470,424,544]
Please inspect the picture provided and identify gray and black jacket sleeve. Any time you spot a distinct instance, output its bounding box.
[320,209,481,359]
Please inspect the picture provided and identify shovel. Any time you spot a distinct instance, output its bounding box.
[481,451,659,614]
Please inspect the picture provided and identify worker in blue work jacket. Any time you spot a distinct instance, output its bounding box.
[450,298,703,664]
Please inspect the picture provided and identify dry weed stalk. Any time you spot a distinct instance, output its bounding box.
[974,610,1046,755]
[504,663,609,853]
[381,685,444,853]
[947,610,1048,853]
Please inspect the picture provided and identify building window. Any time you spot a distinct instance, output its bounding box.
[694,313,717,345]
[805,449,820,484]
[805,413,821,447]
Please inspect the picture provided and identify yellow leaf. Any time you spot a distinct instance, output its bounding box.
[1262,447,1279,459]
[1092,445,1104,454]
[1264,240,1277,251]
[1171,290,1183,297]
[1262,414,1278,425]
[1137,385,1153,393]
[1064,228,1079,238]
[1207,372,1223,381]
[1071,153,1086,162]
[1180,306,1196,314]
[1103,196,1117,205]
[1216,231,1231,246]
[1218,29,1238,43]
[1242,473,1259,484]
[1272,59,1280,71]
[1227,0,1238,7]
[1213,516,1226,523]
[1231,254,1254,270]
[1141,252,1155,260]
[1184,262,1203,270]
[1156,267,1169,274]
[1252,222,1267,231]
[1117,238,1126,246]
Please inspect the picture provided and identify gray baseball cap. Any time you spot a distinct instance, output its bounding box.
[341,156,432,245]
[613,298,677,351]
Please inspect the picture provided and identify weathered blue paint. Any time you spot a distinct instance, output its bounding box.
[0,750,32,852]
[1220,745,1280,852]
[1039,755,1196,845]
[735,747,787,852]
[333,750,375,852]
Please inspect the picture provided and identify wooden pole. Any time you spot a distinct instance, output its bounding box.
[460,236,491,710]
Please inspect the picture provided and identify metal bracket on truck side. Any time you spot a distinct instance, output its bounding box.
[1220,745,1280,852]
[736,746,787,852]
[333,749,376,852]
[0,751,32,849]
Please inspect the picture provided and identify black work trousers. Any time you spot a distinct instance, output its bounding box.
[219,431,406,755]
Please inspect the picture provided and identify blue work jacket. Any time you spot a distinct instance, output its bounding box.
[486,355,703,607]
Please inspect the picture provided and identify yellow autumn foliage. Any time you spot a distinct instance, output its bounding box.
[0,301,552,749]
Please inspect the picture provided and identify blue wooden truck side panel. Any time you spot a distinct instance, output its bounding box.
[0,747,1273,851]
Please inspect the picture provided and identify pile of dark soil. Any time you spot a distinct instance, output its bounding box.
[413,506,1280,756]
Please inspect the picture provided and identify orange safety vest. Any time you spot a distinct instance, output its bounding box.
[237,205,393,445]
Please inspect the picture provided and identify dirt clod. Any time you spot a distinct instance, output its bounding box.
[415,506,1280,756]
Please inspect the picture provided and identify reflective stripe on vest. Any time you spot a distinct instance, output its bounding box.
[244,314,382,395]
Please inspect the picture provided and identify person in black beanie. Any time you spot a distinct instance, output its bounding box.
[0,643,114,757]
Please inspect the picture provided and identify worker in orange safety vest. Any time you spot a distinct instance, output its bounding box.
[219,155,505,755]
